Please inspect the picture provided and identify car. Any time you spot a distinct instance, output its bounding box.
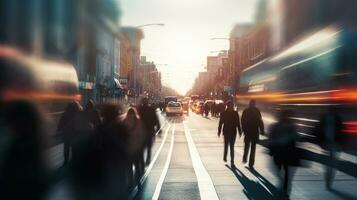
[181,101,190,114]
[165,101,183,116]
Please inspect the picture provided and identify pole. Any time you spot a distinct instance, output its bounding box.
[132,48,137,104]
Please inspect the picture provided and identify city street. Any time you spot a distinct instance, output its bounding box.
[48,111,357,200]
[2,1,357,200]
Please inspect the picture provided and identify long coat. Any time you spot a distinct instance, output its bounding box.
[241,107,264,141]
[218,110,242,137]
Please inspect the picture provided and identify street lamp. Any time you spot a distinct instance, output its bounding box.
[135,23,165,28]
[210,50,227,54]
[210,37,230,40]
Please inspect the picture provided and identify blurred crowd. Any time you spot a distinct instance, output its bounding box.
[0,99,161,200]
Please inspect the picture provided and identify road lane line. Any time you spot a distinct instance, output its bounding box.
[183,122,219,200]
[128,122,171,200]
[156,120,168,136]
[152,123,176,200]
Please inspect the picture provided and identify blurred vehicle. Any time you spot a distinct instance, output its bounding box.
[204,100,215,108]
[190,95,200,102]
[215,100,224,105]
[165,101,183,116]
[184,96,191,102]
[164,96,178,106]
[0,46,80,137]
[181,101,190,114]
[237,25,357,145]
[193,101,205,114]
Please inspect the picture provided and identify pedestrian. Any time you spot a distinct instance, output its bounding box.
[0,101,49,200]
[204,102,210,117]
[211,102,217,117]
[56,101,83,166]
[83,99,101,128]
[314,106,343,190]
[218,101,242,166]
[124,107,146,187]
[95,104,130,199]
[138,98,161,165]
[269,109,299,199]
[241,100,264,167]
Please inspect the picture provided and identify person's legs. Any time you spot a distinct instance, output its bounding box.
[223,135,229,162]
[325,145,337,190]
[146,138,153,165]
[229,134,237,163]
[283,164,289,194]
[243,139,250,163]
[249,140,256,167]
[63,141,70,165]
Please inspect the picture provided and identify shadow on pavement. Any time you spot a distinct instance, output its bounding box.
[330,188,357,200]
[258,139,357,178]
[226,165,280,200]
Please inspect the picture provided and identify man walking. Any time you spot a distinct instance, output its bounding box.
[218,101,242,166]
[241,100,264,168]
[138,98,161,165]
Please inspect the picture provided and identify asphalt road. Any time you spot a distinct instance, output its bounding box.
[47,111,357,200]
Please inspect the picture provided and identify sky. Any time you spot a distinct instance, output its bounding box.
[119,0,258,95]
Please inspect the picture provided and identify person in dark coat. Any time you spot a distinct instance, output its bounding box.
[204,103,210,117]
[211,102,217,117]
[241,100,264,167]
[138,98,161,165]
[96,104,130,199]
[314,106,343,190]
[218,101,242,166]
[124,107,146,187]
[83,99,101,128]
[0,101,49,200]
[269,109,299,199]
[56,102,84,166]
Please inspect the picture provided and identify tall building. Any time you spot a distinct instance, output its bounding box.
[140,56,161,100]
[0,0,123,104]
[120,27,144,98]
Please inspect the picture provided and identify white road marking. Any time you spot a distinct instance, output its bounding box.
[128,123,171,200]
[156,120,168,136]
[183,122,219,200]
[152,123,176,200]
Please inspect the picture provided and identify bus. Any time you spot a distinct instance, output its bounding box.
[0,46,80,140]
[237,25,357,145]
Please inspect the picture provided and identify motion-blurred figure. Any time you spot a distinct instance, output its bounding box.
[269,109,299,199]
[211,102,217,117]
[241,100,264,167]
[315,106,343,190]
[124,107,146,187]
[204,102,210,117]
[96,104,130,199]
[0,101,49,200]
[83,99,101,128]
[138,98,161,165]
[218,101,242,166]
[56,102,83,166]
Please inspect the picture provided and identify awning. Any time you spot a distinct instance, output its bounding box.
[114,78,123,89]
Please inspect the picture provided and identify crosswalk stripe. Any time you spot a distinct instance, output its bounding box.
[183,122,219,200]
[152,122,176,200]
